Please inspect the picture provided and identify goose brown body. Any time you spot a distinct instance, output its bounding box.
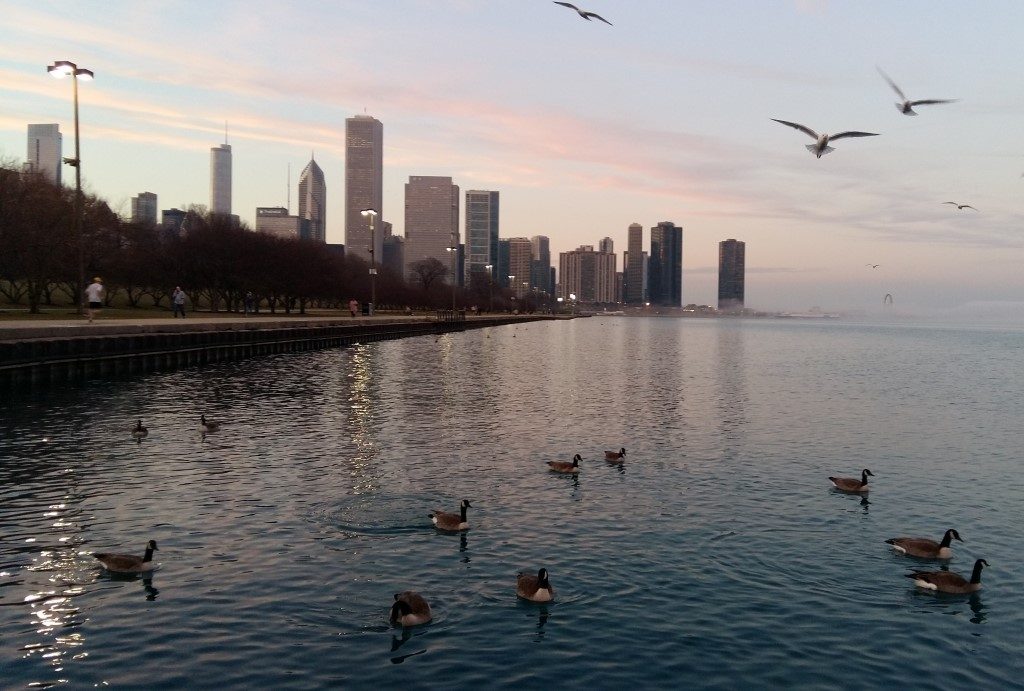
[390,591,432,627]
[605,447,626,461]
[199,415,220,433]
[517,568,555,603]
[94,539,158,573]
[886,529,962,559]
[906,558,988,594]
[829,468,873,493]
[547,454,581,473]
[429,499,471,531]
[131,420,148,438]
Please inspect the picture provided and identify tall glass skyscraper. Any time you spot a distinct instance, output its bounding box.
[649,221,683,306]
[625,223,644,304]
[210,143,232,214]
[345,115,383,263]
[465,190,499,287]
[298,157,326,243]
[718,238,746,311]
[404,176,459,282]
[26,124,62,186]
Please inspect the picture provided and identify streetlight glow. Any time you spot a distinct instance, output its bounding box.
[360,209,378,314]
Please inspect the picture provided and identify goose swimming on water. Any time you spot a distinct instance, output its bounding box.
[199,415,220,434]
[429,499,471,531]
[131,419,148,438]
[886,528,962,559]
[604,447,626,461]
[829,468,874,493]
[906,558,988,594]
[547,454,582,473]
[93,539,158,573]
[390,591,432,627]
[517,568,555,602]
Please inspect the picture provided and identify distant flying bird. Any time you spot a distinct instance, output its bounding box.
[553,1,612,25]
[771,119,879,158]
[877,67,957,116]
[943,201,978,211]
[866,264,880,269]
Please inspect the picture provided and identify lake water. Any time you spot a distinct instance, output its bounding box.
[1,317,1022,689]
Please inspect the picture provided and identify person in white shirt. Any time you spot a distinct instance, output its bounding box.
[85,277,105,324]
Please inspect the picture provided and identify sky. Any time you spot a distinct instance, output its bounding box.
[2,0,1023,314]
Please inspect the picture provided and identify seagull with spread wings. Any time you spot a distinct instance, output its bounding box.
[553,1,612,25]
[878,67,957,116]
[771,119,879,158]
[943,201,978,211]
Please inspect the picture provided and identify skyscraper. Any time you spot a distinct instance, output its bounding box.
[649,221,683,306]
[718,239,746,311]
[298,156,326,243]
[508,237,533,298]
[599,237,614,255]
[26,124,62,185]
[625,223,644,304]
[465,190,499,287]
[255,207,308,239]
[559,245,617,303]
[210,143,232,214]
[345,114,383,263]
[404,176,459,282]
[530,235,552,295]
[131,192,158,225]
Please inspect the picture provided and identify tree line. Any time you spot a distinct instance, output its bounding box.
[0,164,548,314]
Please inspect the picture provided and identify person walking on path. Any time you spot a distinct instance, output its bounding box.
[172,286,187,318]
[244,291,255,316]
[84,277,104,323]
[349,298,359,318]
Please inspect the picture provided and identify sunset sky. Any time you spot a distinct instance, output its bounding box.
[2,1,1023,314]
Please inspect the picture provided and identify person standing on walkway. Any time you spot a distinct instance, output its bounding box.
[244,291,255,316]
[349,298,359,318]
[84,277,104,324]
[172,286,187,318]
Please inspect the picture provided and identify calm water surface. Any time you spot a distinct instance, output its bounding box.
[1,318,1022,688]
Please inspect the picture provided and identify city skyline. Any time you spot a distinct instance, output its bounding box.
[3,2,1024,314]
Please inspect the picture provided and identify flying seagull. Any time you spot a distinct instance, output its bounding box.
[877,67,957,116]
[866,264,880,269]
[771,119,879,158]
[943,201,978,211]
[553,1,612,25]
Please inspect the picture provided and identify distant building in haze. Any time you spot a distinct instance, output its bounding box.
[26,124,62,185]
[383,235,405,276]
[496,239,511,288]
[298,156,326,243]
[255,206,308,240]
[131,192,158,226]
[625,223,644,303]
[559,245,617,303]
[718,238,745,311]
[599,237,614,255]
[649,221,683,306]
[210,143,232,214]
[345,114,383,263]
[465,190,499,288]
[404,175,459,283]
[161,208,187,239]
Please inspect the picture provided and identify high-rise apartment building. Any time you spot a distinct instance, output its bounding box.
[649,221,683,306]
[507,237,533,298]
[131,192,158,225]
[559,245,617,303]
[298,157,326,243]
[345,115,383,263]
[599,237,614,255]
[465,190,499,287]
[718,239,746,311]
[497,239,511,288]
[255,207,308,239]
[404,176,460,282]
[530,235,552,295]
[26,124,62,185]
[210,143,232,214]
[625,223,644,303]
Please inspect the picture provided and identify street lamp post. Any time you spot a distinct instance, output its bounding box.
[446,239,457,312]
[484,264,494,312]
[360,208,378,315]
[48,60,93,316]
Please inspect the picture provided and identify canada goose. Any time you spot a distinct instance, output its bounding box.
[547,454,582,473]
[906,558,988,594]
[829,468,874,493]
[605,447,626,461]
[131,419,148,438]
[886,529,963,559]
[430,499,471,531]
[94,539,158,573]
[199,415,220,434]
[517,568,555,602]
[390,591,432,627]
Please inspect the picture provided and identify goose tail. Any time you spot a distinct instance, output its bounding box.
[884,538,897,545]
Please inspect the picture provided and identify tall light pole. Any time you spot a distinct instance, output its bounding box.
[484,264,493,312]
[48,60,93,316]
[360,208,378,315]
[446,238,457,312]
